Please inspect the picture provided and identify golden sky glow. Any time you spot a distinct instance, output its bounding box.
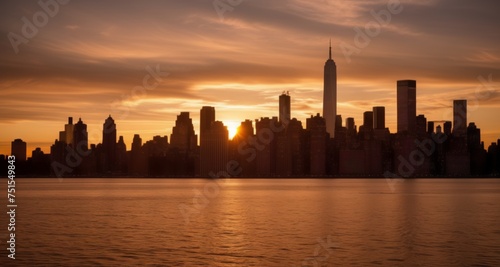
[0,0,499,155]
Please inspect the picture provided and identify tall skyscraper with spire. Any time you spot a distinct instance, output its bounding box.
[323,40,337,137]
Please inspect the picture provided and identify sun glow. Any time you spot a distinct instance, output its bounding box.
[224,121,240,140]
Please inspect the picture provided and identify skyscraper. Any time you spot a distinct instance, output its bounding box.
[323,41,337,137]
[200,106,216,176]
[170,112,197,154]
[200,106,215,137]
[373,106,385,130]
[363,111,374,130]
[116,136,127,173]
[64,117,74,146]
[73,118,88,152]
[11,139,27,161]
[202,121,228,177]
[231,120,255,177]
[397,80,417,134]
[307,114,327,176]
[130,134,147,175]
[102,115,117,172]
[279,92,291,127]
[453,100,467,137]
[255,117,278,176]
[416,114,427,138]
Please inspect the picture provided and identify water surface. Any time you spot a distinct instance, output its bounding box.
[2,178,500,266]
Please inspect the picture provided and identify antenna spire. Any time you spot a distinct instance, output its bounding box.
[329,38,332,59]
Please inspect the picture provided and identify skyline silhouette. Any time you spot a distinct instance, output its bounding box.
[2,44,499,178]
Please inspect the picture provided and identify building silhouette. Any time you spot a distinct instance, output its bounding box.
[397,80,417,134]
[116,136,127,174]
[346,117,356,137]
[453,100,467,138]
[203,121,228,177]
[373,106,385,130]
[416,114,427,138]
[230,119,256,177]
[102,115,117,172]
[275,121,292,177]
[323,41,337,137]
[59,117,75,147]
[73,118,89,152]
[279,92,291,128]
[307,114,327,175]
[11,139,27,161]
[444,121,452,136]
[200,106,216,176]
[288,118,307,176]
[363,111,374,130]
[170,112,197,176]
[170,112,197,154]
[130,134,147,176]
[255,117,278,176]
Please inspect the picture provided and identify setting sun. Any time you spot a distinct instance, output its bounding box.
[224,121,240,140]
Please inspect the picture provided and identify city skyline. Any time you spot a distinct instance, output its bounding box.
[1,0,499,155]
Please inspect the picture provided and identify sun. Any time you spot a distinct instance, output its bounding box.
[224,120,240,140]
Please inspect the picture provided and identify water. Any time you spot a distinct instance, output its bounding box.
[2,178,500,266]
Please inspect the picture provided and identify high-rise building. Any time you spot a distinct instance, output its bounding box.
[116,136,127,173]
[130,134,146,175]
[73,118,88,152]
[288,118,306,176]
[397,80,417,134]
[453,100,467,137]
[131,134,142,154]
[346,117,355,131]
[323,41,337,137]
[235,120,254,139]
[427,121,434,135]
[279,92,291,127]
[467,123,481,150]
[416,114,427,138]
[359,111,374,139]
[307,114,327,176]
[11,139,27,161]
[63,117,74,146]
[170,112,197,154]
[346,117,356,136]
[202,121,228,177]
[200,106,216,176]
[255,117,278,176]
[231,120,255,177]
[373,106,385,130]
[275,122,292,177]
[444,121,452,136]
[200,106,215,137]
[102,115,117,172]
[363,111,374,130]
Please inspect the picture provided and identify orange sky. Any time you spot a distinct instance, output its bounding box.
[0,0,499,156]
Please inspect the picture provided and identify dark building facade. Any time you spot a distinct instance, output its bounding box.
[397,80,417,134]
